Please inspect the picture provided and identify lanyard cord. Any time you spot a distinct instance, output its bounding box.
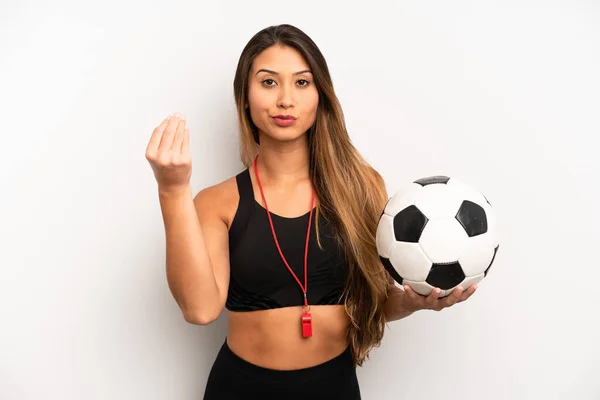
[253,154,315,309]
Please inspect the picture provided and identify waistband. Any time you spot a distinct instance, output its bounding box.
[219,339,355,384]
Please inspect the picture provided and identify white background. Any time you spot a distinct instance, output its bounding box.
[1,1,599,399]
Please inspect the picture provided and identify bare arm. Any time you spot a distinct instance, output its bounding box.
[146,113,230,325]
[160,185,230,325]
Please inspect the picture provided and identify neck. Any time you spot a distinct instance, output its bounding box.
[255,133,310,185]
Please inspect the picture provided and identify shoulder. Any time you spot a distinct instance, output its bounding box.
[193,171,243,228]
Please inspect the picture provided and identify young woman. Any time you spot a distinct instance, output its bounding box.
[145,24,477,399]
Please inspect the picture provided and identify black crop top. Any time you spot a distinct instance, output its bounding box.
[225,168,348,312]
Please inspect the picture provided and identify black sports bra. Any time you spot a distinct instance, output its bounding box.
[225,168,348,312]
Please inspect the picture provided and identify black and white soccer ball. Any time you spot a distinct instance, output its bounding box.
[377,175,499,297]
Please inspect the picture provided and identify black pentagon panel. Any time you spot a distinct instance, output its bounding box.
[393,205,428,242]
[380,256,404,285]
[484,245,499,276]
[426,262,465,290]
[455,200,488,237]
[414,175,450,186]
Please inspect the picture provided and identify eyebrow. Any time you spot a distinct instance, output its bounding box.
[255,68,312,76]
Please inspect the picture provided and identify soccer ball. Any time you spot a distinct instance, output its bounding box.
[376,175,499,297]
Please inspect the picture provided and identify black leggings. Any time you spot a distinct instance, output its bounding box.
[203,339,361,399]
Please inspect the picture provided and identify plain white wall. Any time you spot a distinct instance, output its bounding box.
[1,1,599,399]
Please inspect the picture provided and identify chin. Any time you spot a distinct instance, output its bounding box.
[262,127,308,143]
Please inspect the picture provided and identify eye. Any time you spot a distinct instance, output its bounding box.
[297,79,310,87]
[261,79,276,87]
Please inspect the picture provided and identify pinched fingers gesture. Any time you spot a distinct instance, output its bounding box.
[145,112,192,192]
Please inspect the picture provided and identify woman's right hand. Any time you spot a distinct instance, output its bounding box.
[145,112,192,193]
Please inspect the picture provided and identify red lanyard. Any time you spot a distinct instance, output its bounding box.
[253,154,315,338]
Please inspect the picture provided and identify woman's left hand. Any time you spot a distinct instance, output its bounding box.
[402,284,477,312]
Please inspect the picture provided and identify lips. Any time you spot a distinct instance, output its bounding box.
[272,115,297,127]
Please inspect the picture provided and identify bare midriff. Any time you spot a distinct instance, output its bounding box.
[226,304,351,370]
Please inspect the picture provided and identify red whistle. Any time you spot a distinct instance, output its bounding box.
[302,312,312,338]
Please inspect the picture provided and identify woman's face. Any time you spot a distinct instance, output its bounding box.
[247,45,319,143]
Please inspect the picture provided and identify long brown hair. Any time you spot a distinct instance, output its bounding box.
[233,24,390,366]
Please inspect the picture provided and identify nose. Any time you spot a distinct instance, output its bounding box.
[277,84,294,109]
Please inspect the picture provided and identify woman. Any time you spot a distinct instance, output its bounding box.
[145,24,477,399]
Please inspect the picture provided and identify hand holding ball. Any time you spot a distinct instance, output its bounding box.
[377,176,499,298]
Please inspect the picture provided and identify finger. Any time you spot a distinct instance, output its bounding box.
[458,284,477,302]
[403,285,423,308]
[159,113,182,153]
[444,286,463,307]
[426,287,441,308]
[146,116,171,156]
[181,128,190,155]
[172,116,186,152]
[404,284,420,300]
